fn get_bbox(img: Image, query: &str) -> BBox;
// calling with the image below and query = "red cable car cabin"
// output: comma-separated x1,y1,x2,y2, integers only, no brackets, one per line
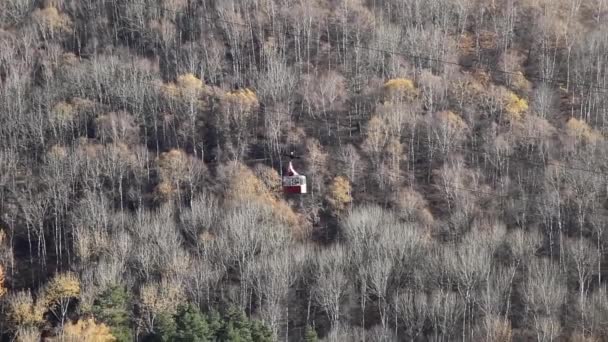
282,161,307,194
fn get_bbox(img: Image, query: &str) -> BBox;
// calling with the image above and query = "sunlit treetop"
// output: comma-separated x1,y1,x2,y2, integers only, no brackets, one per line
382,78,418,101
57,318,116,342
504,91,529,121
51,101,75,125
43,273,80,308
7,291,45,327
565,117,602,143
433,110,468,131
222,162,300,228
177,73,204,92
161,73,209,102
222,88,260,109
31,6,72,33
326,176,352,213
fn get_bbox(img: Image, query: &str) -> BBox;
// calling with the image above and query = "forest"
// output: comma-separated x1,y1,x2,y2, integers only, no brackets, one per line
0,0,608,341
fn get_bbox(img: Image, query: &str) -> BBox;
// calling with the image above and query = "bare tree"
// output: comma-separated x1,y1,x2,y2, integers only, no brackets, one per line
215,201,290,310
524,258,567,342
565,237,600,333
249,249,299,340
312,245,350,330
429,290,464,341
392,290,428,340
338,144,362,185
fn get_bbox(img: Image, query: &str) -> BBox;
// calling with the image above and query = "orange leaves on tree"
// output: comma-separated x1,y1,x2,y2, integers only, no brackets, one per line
0,229,5,298
222,162,300,228
56,318,116,342
254,164,282,194
154,149,189,200
0,265,5,299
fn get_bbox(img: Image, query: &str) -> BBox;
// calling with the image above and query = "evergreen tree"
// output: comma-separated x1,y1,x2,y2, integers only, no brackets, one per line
154,312,177,342
218,308,253,342
304,325,318,342
91,285,133,342
251,320,273,342
173,303,210,341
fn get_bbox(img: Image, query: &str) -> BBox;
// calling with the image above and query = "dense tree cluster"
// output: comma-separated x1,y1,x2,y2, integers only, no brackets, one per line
1,0,608,340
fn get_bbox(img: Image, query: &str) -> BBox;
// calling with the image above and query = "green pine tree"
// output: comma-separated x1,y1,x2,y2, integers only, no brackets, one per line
208,309,223,337
218,307,252,342
304,325,318,342
251,320,273,342
173,303,211,342
155,312,177,342
91,285,133,342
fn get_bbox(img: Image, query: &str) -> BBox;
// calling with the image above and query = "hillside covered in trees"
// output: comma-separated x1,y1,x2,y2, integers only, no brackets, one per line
1,0,608,341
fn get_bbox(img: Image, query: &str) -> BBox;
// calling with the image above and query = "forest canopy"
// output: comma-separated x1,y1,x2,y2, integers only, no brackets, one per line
1,0,608,341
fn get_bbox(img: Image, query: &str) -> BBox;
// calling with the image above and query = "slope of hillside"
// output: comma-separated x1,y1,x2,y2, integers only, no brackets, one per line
1,0,608,341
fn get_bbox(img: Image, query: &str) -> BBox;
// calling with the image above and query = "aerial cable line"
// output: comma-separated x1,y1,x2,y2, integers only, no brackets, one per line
86,3,608,208
117,1,608,92
124,74,608,180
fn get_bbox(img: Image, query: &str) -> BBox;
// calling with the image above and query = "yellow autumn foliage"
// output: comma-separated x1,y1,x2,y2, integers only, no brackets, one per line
72,97,96,111
157,149,188,180
479,315,513,342
383,78,418,101
140,279,184,316
7,291,45,328
504,92,528,121
177,73,203,92
570,331,600,342
15,326,41,342
32,7,72,33
0,265,5,298
224,88,258,106
434,110,468,131
161,73,208,102
221,88,260,115
43,272,80,308
154,149,204,202
362,115,389,157
326,176,352,212
254,164,282,194
511,71,531,93
565,117,602,143
48,144,68,160
58,318,116,342
154,180,175,201
51,101,74,124
0,230,6,298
